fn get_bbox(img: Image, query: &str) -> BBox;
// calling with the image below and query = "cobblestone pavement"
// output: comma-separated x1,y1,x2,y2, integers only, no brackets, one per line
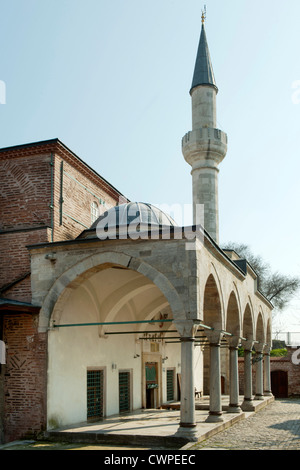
190,398,300,450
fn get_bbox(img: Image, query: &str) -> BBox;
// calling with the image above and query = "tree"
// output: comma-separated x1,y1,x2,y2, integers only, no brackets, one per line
223,242,300,311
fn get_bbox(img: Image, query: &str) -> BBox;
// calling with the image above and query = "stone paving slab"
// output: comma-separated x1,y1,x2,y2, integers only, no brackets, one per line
43,396,274,448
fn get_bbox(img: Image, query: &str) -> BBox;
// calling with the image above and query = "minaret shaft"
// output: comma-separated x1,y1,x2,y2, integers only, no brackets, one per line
192,86,217,130
182,23,227,244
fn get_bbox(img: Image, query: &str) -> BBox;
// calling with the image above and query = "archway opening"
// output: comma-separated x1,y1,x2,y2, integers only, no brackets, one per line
203,274,223,395
47,265,183,429
203,274,222,331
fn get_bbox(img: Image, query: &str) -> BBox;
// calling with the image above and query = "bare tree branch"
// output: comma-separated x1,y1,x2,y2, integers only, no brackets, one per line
223,242,300,311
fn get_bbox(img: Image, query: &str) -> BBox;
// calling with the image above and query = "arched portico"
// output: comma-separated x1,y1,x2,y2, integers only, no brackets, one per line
41,249,205,434
254,312,265,400
263,319,273,397
241,303,255,411
28,226,273,440
38,251,187,333
203,273,224,423
226,291,241,413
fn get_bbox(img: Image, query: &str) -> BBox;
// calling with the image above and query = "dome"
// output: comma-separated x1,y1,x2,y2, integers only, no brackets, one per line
91,202,178,231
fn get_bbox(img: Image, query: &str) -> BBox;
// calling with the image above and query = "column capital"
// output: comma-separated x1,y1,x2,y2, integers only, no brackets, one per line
263,345,272,354
174,320,200,338
180,336,196,343
228,335,240,349
241,338,254,351
254,343,265,354
205,330,223,345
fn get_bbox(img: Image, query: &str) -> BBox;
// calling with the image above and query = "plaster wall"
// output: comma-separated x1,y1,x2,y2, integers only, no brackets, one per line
46,280,203,428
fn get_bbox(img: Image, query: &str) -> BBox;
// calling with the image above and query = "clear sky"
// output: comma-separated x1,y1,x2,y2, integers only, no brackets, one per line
0,0,299,340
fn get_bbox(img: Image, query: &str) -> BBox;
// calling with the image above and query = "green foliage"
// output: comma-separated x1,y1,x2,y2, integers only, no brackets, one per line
270,348,288,357
239,347,287,357
238,347,244,357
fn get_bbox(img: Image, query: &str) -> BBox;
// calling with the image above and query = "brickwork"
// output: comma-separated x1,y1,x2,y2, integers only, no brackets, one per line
0,139,124,443
0,229,50,302
238,348,300,397
0,153,52,231
2,313,47,442
270,348,300,397
52,153,117,241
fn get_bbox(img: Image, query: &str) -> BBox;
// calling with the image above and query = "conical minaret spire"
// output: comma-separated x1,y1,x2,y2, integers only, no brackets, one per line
182,15,227,244
190,21,217,94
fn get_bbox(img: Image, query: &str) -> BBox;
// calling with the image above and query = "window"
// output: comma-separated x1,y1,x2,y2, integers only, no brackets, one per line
119,371,131,413
87,370,104,419
91,201,99,224
166,369,175,401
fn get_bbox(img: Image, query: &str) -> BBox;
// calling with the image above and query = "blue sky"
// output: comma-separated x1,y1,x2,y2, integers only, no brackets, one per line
1,0,300,338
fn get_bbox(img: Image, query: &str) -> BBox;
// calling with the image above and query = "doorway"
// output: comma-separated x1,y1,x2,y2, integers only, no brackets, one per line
271,370,288,398
145,362,158,408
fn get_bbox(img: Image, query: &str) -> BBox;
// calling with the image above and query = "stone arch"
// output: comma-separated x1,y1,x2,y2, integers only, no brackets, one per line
265,318,272,351
226,290,241,339
38,251,186,332
255,311,265,350
242,302,254,343
203,273,223,332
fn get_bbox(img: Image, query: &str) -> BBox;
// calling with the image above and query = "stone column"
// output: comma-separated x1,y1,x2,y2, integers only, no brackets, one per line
174,321,199,441
241,340,254,411
227,337,241,413
205,332,224,423
254,347,264,400
263,348,273,397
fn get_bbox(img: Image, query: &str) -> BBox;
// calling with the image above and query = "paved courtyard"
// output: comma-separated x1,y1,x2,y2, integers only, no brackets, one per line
1,398,299,451
189,398,300,450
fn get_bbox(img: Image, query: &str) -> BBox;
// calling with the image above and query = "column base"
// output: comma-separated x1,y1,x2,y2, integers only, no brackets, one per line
175,423,198,442
205,412,224,423
255,394,264,401
241,398,255,411
264,391,273,397
227,404,242,414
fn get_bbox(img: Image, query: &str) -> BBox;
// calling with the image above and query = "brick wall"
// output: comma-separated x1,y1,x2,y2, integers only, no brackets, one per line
270,348,300,397
238,349,300,397
52,153,117,242
0,228,50,302
2,313,47,442
0,139,124,443
0,153,52,231
0,144,120,300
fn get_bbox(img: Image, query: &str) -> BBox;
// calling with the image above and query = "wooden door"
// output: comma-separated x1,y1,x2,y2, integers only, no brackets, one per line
271,370,288,398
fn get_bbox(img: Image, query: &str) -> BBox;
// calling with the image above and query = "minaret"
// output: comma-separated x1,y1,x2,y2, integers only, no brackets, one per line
182,12,227,244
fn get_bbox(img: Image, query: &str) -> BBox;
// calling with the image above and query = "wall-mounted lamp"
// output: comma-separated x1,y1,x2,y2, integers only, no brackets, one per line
134,354,140,359
162,356,168,363
112,363,117,370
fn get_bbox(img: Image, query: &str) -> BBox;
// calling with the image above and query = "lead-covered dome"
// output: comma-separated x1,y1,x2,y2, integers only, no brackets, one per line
91,202,177,231
77,202,178,240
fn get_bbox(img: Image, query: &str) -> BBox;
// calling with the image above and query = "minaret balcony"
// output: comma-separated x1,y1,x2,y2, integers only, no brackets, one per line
182,127,227,169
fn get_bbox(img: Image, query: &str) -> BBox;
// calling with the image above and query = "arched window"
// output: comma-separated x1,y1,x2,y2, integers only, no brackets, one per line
91,201,99,224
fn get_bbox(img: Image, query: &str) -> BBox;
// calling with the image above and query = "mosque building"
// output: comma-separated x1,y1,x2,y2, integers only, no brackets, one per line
0,16,273,443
